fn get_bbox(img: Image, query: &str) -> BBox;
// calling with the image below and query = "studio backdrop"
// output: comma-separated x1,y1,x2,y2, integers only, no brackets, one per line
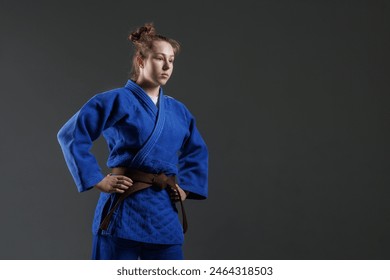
0,0,389,259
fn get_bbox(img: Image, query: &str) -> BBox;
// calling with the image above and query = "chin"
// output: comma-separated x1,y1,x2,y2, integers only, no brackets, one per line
158,79,169,86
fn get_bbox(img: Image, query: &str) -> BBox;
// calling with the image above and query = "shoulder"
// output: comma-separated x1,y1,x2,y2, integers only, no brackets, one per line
85,86,134,106
76,86,135,117
163,95,191,113
95,86,131,100
163,95,197,126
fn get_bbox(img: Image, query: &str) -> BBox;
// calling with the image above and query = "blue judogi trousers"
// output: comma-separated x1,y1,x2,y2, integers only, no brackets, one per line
91,234,184,260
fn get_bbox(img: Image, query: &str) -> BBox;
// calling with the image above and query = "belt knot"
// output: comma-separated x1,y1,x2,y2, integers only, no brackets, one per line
151,173,169,189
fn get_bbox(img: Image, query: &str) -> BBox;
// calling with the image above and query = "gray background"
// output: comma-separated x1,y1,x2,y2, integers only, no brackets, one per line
0,0,389,259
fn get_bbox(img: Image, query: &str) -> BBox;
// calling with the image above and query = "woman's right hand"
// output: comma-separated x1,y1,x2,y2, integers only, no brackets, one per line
94,174,133,193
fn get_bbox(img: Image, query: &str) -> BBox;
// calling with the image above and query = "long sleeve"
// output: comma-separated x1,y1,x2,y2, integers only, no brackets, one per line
178,112,208,200
57,92,123,192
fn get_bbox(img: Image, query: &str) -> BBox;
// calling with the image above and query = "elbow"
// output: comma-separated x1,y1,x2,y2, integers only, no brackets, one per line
57,127,64,144
57,125,69,147
57,116,77,147
57,112,79,146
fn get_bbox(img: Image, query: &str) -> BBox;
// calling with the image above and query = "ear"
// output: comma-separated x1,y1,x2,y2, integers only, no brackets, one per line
136,56,144,69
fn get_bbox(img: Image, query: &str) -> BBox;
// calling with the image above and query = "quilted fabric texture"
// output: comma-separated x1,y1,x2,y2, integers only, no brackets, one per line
111,187,183,244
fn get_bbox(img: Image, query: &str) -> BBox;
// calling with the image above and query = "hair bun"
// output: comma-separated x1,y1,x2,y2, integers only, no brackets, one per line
129,23,156,43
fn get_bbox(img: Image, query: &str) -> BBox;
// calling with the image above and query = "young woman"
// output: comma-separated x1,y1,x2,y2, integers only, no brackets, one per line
57,23,208,260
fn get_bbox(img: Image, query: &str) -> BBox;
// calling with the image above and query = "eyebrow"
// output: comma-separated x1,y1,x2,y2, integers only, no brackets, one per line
155,52,175,58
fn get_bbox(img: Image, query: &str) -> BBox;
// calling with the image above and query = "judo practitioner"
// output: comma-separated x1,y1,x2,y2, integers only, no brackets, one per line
57,23,208,260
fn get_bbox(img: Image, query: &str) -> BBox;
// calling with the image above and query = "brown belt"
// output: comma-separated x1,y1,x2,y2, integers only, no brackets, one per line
99,167,188,233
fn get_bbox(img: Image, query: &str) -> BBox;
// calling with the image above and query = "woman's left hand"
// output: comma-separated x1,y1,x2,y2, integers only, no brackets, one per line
169,184,188,202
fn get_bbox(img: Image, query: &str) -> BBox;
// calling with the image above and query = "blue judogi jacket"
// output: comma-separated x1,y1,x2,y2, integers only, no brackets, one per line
57,80,208,244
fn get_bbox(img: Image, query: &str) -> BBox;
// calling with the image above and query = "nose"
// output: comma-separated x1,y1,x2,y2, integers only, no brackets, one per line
162,60,170,70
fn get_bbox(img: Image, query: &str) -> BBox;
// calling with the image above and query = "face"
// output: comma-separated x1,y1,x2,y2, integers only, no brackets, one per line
139,40,175,87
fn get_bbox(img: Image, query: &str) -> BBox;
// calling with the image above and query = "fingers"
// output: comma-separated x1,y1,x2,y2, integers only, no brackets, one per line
176,185,188,201
168,187,183,202
110,187,125,194
117,175,133,184
107,175,133,193
115,178,133,189
169,189,180,202
110,174,133,184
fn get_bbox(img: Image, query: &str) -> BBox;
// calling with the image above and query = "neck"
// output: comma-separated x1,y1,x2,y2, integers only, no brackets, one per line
135,79,160,97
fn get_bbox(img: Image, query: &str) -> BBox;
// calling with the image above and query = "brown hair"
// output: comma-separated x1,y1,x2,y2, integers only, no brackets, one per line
128,23,180,80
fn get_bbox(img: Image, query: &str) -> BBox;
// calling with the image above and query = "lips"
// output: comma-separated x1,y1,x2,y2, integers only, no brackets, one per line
161,73,170,78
